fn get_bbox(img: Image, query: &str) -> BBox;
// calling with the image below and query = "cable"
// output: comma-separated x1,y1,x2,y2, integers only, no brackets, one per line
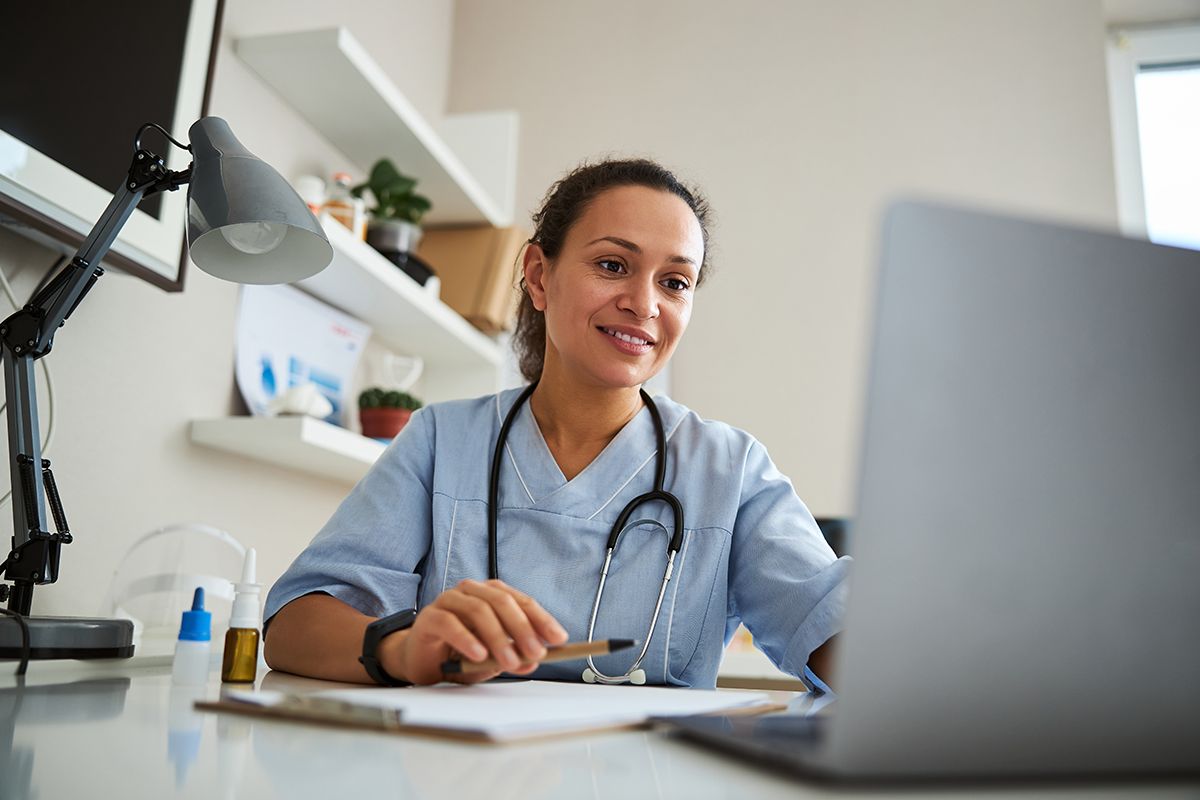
133,122,190,154
0,607,31,676
0,257,59,509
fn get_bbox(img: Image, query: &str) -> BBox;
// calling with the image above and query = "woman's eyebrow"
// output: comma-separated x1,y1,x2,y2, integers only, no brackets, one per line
586,236,697,266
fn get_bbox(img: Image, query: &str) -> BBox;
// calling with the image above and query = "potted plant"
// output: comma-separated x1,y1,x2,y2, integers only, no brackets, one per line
352,158,434,284
358,387,423,439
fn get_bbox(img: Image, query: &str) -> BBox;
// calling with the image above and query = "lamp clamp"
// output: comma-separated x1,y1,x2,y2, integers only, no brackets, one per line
127,149,191,197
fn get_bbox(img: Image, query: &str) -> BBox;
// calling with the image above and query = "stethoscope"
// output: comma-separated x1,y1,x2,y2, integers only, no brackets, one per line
489,382,684,685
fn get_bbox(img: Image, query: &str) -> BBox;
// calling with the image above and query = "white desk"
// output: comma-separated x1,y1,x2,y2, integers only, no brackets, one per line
1,661,1195,800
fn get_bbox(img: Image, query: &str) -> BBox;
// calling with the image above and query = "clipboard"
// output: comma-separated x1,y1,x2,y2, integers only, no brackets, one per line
195,681,788,745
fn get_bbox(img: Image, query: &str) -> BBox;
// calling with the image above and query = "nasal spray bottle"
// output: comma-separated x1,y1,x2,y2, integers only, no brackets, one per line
221,548,261,683
172,587,212,685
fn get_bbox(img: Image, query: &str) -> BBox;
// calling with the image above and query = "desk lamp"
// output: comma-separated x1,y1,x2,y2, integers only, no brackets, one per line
0,117,332,665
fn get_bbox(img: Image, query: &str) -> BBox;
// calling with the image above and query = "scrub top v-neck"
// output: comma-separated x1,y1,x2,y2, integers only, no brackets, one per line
265,387,850,688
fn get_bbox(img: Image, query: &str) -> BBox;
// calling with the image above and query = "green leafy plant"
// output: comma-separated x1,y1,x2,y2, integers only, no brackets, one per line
358,387,423,411
351,159,432,224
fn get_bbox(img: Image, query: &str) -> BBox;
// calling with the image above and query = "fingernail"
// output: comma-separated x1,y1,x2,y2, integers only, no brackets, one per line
526,640,546,660
502,645,519,668
470,644,487,660
553,624,568,641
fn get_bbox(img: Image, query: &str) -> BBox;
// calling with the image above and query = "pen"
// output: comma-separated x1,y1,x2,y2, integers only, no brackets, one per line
441,638,636,675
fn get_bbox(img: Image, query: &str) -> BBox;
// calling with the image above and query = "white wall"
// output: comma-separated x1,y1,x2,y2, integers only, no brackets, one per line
1103,0,1200,25
0,0,457,618
449,0,1121,515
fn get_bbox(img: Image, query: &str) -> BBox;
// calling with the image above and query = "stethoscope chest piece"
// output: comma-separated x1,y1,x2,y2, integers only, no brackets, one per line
583,666,647,685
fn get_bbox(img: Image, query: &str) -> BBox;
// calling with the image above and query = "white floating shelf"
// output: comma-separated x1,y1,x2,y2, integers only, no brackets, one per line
236,27,516,226
190,416,384,484
298,219,502,395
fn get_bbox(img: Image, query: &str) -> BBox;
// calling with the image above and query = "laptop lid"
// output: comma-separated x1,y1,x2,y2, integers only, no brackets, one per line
820,201,1200,778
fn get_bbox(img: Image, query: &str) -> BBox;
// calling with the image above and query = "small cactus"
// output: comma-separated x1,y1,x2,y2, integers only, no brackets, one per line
358,387,422,411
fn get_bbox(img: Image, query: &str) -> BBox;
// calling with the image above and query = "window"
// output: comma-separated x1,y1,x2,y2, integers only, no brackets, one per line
1106,24,1200,250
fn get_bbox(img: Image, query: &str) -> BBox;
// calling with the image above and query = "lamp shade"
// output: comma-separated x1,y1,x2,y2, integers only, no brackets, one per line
186,117,332,284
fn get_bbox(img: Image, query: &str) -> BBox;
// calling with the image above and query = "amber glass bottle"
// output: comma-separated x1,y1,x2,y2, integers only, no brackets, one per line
221,626,259,683
221,548,262,684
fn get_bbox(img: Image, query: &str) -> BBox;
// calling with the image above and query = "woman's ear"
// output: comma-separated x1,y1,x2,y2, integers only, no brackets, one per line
523,243,549,312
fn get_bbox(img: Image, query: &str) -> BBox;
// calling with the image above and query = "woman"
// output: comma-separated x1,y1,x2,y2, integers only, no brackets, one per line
264,159,849,689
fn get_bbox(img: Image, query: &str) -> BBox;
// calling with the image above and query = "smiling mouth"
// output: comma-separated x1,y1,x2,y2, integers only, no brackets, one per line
599,327,654,346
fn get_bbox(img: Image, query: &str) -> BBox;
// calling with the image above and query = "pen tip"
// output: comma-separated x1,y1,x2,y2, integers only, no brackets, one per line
608,639,637,652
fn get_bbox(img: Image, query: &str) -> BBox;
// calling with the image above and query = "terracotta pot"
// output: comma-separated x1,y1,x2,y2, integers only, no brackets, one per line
360,407,413,439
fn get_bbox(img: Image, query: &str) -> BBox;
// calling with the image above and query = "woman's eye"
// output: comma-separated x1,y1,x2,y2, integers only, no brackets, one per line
597,259,624,273
662,277,690,292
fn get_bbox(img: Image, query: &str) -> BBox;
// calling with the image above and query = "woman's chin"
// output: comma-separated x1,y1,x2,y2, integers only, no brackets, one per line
589,364,660,391
551,353,663,391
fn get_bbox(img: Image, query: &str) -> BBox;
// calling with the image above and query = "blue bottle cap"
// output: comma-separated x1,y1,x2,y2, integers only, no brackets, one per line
178,587,212,642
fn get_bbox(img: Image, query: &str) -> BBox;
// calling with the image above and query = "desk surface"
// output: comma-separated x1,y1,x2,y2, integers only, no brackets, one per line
1,661,1195,800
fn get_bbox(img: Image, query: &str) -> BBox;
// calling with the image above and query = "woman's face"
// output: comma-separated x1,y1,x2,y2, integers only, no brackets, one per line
525,185,704,391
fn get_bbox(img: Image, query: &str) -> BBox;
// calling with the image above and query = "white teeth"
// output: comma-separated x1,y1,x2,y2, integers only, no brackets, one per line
603,327,650,346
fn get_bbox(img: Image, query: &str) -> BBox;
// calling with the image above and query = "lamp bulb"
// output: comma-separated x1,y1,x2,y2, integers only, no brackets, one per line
220,222,287,255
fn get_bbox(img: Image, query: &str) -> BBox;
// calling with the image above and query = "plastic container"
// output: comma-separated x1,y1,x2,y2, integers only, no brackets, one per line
171,587,212,686
324,172,366,239
221,548,262,683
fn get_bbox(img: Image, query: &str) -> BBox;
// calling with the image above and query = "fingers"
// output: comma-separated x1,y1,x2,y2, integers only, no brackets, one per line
416,607,487,663
439,588,525,670
439,580,569,667
478,580,568,648
456,580,548,663
483,580,569,646
493,581,570,647
405,579,569,681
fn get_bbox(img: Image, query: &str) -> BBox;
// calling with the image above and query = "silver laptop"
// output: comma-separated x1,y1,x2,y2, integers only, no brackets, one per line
663,200,1200,780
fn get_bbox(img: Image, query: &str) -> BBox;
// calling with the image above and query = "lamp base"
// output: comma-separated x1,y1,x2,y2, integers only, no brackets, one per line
0,616,134,660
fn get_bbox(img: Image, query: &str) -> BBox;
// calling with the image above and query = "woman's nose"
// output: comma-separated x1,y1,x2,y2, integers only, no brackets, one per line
618,278,659,319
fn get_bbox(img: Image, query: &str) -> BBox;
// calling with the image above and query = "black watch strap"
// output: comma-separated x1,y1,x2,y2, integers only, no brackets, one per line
359,608,417,686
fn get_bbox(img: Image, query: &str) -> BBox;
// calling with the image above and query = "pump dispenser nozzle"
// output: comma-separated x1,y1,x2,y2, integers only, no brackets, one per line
229,548,261,630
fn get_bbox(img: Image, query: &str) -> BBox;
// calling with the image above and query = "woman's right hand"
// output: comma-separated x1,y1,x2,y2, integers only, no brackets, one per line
380,579,569,685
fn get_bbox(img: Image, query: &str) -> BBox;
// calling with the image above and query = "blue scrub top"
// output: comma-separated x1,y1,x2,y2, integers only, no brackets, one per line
265,387,850,688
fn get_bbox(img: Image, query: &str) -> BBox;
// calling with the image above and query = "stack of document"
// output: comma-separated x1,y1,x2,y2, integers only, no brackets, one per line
213,679,776,743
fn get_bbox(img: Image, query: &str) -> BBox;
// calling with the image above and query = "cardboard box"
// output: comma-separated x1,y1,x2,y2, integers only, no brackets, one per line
416,225,528,334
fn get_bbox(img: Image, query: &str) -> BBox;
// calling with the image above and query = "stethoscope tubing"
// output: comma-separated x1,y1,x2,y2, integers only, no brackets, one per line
488,383,537,581
585,547,677,683
488,382,685,685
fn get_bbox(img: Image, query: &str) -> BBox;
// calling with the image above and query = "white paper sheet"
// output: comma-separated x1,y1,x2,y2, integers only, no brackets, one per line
227,680,772,741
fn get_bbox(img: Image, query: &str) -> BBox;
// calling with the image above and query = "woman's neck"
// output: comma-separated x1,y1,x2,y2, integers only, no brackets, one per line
528,370,644,481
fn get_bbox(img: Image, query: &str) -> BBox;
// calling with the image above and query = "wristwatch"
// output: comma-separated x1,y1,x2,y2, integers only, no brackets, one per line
359,608,418,686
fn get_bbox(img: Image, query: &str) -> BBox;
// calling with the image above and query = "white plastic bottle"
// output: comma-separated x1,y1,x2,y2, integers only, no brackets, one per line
171,587,212,685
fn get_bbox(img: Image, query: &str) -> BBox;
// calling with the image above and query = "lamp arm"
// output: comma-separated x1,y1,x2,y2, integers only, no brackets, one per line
0,147,191,614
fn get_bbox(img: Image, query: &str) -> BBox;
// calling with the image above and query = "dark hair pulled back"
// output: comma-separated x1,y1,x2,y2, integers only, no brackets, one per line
512,158,712,383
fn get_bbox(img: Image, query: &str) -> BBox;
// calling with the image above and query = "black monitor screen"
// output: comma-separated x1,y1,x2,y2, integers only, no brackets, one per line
0,1,194,220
